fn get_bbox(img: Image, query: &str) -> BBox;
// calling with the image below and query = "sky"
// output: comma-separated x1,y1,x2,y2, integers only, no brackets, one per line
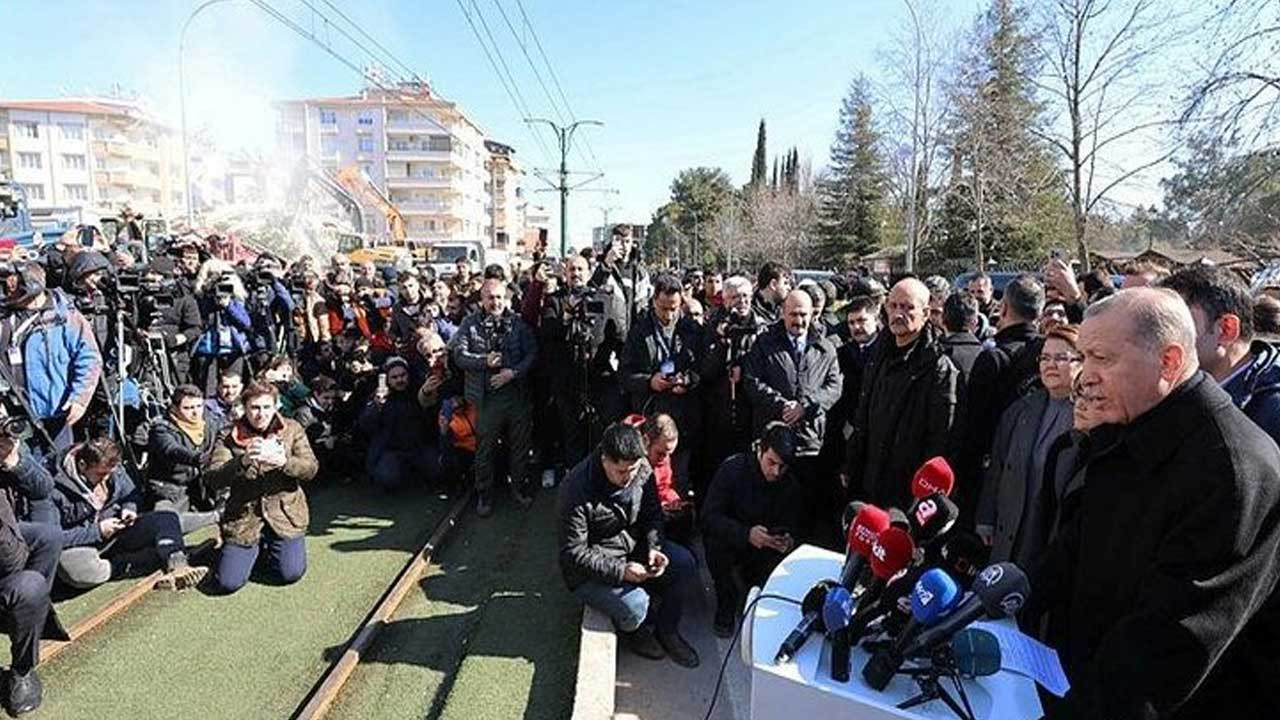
1,0,1179,251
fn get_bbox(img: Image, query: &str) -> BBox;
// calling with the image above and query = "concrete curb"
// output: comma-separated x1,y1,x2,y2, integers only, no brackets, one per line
571,604,617,720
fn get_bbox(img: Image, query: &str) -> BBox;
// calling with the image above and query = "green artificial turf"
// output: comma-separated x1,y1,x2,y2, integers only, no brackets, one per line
329,491,581,720
28,483,447,720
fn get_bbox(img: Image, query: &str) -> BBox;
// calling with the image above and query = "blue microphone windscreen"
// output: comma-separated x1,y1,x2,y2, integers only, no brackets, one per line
823,586,854,632
911,568,961,624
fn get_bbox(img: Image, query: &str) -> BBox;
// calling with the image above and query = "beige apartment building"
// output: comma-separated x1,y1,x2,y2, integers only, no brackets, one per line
276,81,500,244
0,98,183,223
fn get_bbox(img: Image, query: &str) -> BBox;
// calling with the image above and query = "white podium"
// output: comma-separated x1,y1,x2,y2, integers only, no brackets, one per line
746,544,1043,720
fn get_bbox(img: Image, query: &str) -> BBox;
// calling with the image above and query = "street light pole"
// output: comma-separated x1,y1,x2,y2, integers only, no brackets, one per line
525,118,603,257
180,0,235,228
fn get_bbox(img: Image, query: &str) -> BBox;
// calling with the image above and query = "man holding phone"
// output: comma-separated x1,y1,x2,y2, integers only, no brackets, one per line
206,381,318,594
701,422,805,637
559,422,700,668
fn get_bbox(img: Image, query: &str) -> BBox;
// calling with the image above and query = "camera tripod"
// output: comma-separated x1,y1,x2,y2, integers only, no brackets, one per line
896,662,978,720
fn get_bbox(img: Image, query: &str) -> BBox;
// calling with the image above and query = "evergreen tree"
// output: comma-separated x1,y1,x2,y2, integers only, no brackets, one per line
818,75,887,265
750,119,768,186
935,0,1071,267
771,157,779,190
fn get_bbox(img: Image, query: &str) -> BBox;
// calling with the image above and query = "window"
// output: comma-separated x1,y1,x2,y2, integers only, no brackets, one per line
15,122,38,139
62,154,86,171
17,152,41,169
64,184,88,201
95,157,107,170
428,135,451,152
319,109,337,125
59,124,84,140
21,184,44,200
358,136,375,153
320,136,340,155
357,113,374,126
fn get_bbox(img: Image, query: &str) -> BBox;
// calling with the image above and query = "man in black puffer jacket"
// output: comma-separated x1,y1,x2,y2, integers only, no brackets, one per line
558,422,699,668
701,423,805,637
146,385,222,532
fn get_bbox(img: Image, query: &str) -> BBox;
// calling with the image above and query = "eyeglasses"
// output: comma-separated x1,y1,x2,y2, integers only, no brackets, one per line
1039,353,1083,364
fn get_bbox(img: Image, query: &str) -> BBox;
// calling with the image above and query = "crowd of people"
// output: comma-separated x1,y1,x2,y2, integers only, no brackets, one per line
0,218,1276,718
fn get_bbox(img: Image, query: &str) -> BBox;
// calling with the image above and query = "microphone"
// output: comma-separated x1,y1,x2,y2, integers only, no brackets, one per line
911,456,955,499
821,585,855,641
950,628,1001,678
907,492,960,547
938,529,991,590
861,569,963,690
839,504,891,591
774,579,838,664
831,527,915,682
888,506,910,530
841,500,863,535
898,562,1030,662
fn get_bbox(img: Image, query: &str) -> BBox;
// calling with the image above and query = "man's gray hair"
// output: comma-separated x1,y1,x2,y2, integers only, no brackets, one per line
723,275,752,296
1085,287,1199,360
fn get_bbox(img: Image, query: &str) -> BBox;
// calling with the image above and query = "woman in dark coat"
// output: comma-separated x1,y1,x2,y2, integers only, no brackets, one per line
976,325,1082,569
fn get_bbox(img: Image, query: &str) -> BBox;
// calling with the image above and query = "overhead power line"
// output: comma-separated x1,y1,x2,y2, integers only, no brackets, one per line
513,0,602,169
314,0,425,84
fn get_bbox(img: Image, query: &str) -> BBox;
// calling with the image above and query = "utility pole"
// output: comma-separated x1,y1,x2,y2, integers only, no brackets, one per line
180,0,236,228
525,118,603,257
595,203,620,251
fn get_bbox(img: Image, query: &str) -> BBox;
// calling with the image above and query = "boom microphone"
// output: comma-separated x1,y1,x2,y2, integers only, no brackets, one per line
839,504,890,591
911,456,955,499
774,580,838,664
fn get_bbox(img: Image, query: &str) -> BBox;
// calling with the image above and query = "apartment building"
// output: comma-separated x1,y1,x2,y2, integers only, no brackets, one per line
484,139,525,250
0,98,182,222
276,81,497,244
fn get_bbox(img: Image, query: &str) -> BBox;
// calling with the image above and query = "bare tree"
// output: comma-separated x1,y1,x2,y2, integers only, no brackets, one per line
1037,0,1187,270
1181,0,1280,152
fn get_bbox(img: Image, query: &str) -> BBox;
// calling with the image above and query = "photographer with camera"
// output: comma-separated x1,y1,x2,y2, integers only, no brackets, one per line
243,254,297,363
449,278,537,517
138,256,202,387
191,260,254,395
538,255,598,471
0,261,102,455
621,274,704,500
358,356,439,492
700,275,766,489
64,249,114,353
51,437,207,591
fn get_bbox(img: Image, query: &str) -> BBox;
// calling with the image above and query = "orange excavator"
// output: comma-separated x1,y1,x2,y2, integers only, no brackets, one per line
332,166,421,265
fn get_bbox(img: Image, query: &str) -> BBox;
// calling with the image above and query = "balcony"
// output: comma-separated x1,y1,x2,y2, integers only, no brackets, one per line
386,173,457,190
93,140,131,158
396,200,456,215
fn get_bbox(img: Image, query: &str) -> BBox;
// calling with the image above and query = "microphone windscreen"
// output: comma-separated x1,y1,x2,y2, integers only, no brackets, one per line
939,529,990,587
909,492,960,544
823,586,855,633
911,456,955,499
951,629,1001,677
801,579,838,618
869,526,915,581
841,501,864,535
972,562,1031,618
848,504,891,558
910,569,962,625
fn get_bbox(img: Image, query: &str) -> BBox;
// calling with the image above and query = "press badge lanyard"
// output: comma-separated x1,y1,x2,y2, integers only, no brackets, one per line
6,313,40,368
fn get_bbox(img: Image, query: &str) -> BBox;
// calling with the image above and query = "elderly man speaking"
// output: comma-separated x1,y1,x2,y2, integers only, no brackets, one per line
1030,287,1280,719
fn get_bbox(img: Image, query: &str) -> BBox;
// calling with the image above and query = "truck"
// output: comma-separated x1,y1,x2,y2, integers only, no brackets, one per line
428,240,507,278
0,181,47,251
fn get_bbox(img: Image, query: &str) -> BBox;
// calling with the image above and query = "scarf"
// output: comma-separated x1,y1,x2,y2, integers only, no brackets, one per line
171,410,206,446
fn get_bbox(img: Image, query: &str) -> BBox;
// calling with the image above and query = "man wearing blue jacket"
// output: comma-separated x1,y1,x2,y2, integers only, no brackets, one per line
1162,266,1280,443
0,261,101,454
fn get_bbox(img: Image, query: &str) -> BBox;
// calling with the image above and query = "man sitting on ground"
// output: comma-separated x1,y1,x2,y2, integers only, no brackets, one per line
50,438,206,590
558,421,700,667
701,422,804,637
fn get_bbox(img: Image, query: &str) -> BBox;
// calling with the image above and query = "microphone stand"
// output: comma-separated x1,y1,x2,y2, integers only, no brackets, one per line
896,656,977,720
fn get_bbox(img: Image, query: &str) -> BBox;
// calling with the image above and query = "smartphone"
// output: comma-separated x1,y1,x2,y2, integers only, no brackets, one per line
376,372,388,396
768,526,792,538
1050,247,1063,260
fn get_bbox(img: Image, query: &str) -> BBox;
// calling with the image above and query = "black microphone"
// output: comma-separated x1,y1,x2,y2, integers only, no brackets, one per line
950,628,1001,678
774,579,837,664
899,562,1030,661
907,492,960,547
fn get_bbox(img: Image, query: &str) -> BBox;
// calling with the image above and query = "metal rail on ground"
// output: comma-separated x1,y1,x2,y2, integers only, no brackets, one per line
291,490,472,720
41,537,219,663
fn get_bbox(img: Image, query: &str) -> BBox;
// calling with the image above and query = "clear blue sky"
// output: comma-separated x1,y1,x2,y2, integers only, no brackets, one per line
2,0,999,249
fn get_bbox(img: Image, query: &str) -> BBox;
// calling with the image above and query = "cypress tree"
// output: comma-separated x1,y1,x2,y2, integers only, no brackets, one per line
750,119,768,186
